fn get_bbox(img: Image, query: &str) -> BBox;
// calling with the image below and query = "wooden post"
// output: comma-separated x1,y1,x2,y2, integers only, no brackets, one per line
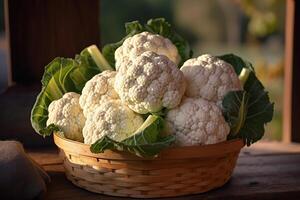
7,0,100,84
283,0,294,143
283,0,300,143
4,0,12,87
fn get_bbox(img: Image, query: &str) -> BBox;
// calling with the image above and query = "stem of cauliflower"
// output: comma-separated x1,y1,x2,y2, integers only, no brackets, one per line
231,68,251,136
239,68,251,87
231,91,249,136
133,115,158,134
87,45,114,71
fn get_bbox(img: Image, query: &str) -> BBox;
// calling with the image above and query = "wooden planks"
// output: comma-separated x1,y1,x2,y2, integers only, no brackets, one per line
7,0,100,83
27,145,300,200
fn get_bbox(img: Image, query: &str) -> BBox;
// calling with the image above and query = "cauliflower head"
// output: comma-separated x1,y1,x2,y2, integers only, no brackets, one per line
79,70,119,117
166,97,230,146
181,54,242,102
114,51,186,114
115,31,180,70
83,100,144,144
47,92,85,142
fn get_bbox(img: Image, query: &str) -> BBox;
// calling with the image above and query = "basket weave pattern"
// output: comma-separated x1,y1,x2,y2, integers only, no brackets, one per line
54,133,243,198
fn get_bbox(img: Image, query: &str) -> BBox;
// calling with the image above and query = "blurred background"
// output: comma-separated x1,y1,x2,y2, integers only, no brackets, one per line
0,0,285,147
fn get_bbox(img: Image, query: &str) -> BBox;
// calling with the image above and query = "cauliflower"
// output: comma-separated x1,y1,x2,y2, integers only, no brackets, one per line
47,92,85,142
180,54,242,102
83,100,144,144
166,97,230,146
115,31,180,70
114,51,186,114
79,70,119,117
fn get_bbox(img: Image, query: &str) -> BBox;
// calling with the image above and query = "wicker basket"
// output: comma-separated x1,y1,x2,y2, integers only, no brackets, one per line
53,132,244,198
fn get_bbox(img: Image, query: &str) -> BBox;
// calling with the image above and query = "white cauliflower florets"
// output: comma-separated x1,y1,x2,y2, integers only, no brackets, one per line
114,51,186,114
181,54,242,102
115,31,180,70
79,70,119,117
83,100,144,144
166,97,230,146
47,92,85,142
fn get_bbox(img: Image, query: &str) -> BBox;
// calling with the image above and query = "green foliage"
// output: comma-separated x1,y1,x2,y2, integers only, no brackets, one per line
90,115,175,157
218,54,254,74
102,18,193,67
222,91,249,137
220,54,274,146
100,0,175,48
39,124,61,137
31,46,107,136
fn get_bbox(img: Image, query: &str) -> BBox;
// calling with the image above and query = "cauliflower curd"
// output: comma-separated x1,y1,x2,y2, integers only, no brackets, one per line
115,31,180,70
115,51,186,114
47,92,85,142
181,54,241,102
166,97,230,146
165,54,243,146
79,70,118,117
83,100,144,144
47,54,238,147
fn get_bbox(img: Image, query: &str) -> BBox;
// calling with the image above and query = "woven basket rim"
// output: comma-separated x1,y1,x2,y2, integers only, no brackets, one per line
53,132,244,160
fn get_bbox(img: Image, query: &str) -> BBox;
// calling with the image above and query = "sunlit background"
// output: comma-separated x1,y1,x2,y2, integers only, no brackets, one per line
101,0,285,141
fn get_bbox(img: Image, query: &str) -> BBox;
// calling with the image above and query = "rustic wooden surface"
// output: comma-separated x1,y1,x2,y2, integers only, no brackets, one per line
28,143,300,200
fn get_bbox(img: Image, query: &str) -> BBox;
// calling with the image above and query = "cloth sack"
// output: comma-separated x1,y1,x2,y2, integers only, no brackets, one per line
0,141,50,200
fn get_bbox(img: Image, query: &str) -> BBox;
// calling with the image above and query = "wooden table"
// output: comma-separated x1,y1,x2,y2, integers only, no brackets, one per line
28,142,300,200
